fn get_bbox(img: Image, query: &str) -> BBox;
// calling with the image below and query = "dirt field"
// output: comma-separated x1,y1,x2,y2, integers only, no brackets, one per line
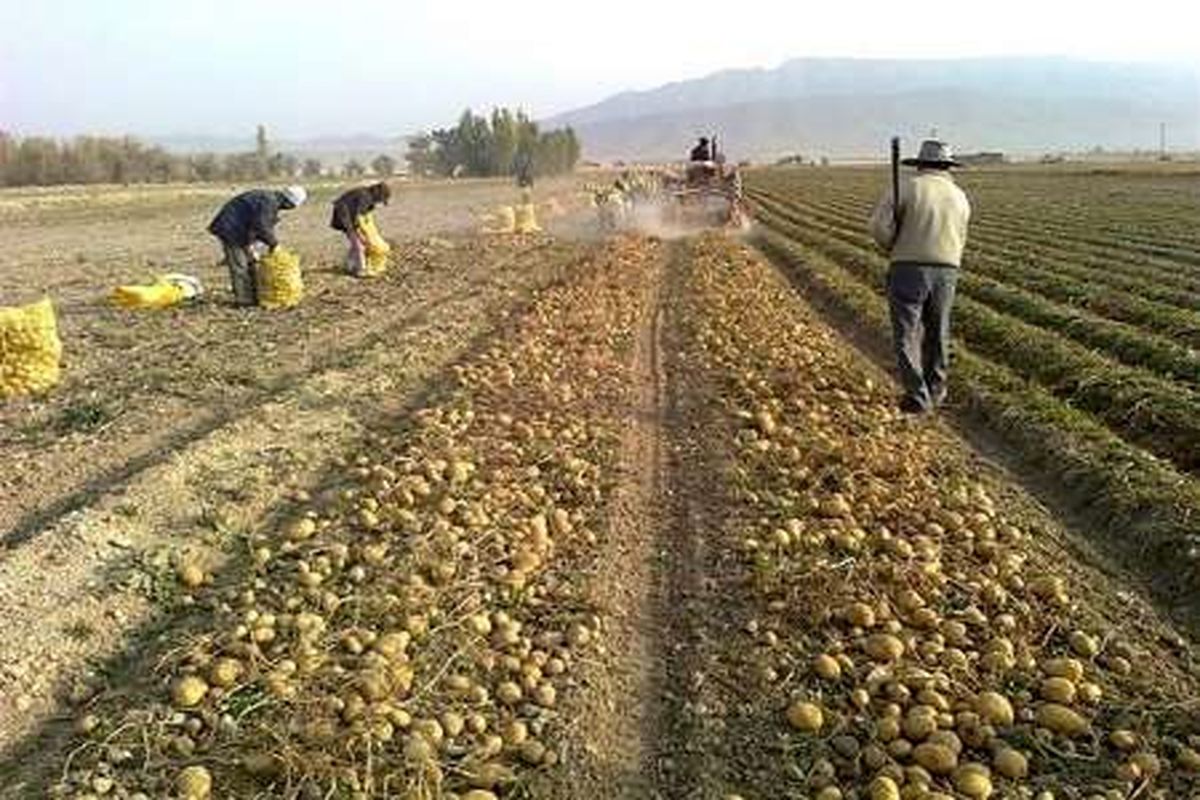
2,171,1200,799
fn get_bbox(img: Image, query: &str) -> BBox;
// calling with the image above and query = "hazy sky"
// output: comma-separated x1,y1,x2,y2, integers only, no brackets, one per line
2,0,1197,140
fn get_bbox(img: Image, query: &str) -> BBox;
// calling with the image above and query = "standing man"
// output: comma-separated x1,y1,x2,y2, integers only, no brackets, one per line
869,139,971,413
330,182,391,276
208,186,307,306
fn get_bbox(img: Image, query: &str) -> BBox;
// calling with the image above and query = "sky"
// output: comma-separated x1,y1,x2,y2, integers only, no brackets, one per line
2,0,1198,141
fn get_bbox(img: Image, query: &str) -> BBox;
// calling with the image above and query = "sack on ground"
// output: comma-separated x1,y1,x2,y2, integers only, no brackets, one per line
257,247,304,309
111,274,201,310
356,213,391,277
111,282,187,309
0,297,63,398
514,203,541,234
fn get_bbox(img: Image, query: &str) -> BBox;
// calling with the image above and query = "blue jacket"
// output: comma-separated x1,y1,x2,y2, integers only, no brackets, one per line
208,190,293,248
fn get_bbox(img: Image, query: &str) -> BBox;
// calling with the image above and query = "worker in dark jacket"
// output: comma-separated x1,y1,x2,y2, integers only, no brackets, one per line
208,186,307,306
513,149,535,191
330,182,391,276
689,137,712,162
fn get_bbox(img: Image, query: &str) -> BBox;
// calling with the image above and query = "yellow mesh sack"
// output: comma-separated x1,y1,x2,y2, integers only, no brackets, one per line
356,213,391,277
0,297,63,398
514,203,541,234
110,283,187,309
257,247,304,309
356,213,391,255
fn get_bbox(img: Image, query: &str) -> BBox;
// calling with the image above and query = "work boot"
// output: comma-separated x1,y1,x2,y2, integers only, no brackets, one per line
899,396,928,415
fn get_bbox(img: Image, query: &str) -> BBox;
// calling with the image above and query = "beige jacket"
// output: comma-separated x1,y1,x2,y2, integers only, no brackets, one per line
869,171,971,267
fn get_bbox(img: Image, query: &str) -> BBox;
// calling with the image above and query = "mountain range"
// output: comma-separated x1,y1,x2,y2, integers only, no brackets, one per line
544,57,1200,162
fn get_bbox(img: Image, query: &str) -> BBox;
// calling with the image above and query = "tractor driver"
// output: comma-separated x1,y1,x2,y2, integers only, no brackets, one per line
690,137,712,163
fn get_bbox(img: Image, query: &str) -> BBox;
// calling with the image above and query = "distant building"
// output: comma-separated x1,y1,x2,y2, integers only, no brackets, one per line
957,152,1007,166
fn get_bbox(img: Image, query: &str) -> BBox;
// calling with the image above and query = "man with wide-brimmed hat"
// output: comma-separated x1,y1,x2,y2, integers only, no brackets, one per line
869,139,971,413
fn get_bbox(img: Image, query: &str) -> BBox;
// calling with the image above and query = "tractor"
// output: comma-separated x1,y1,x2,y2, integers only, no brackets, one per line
662,135,748,228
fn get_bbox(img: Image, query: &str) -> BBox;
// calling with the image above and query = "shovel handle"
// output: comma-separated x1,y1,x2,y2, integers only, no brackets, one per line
890,137,901,235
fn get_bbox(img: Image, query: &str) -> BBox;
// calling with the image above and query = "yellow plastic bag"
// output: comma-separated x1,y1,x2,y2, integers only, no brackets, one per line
356,213,391,277
0,297,63,398
514,203,541,234
257,247,304,309
111,274,201,310
111,283,187,309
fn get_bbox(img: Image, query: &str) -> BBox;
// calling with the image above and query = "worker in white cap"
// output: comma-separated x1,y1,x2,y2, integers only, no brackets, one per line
207,185,307,306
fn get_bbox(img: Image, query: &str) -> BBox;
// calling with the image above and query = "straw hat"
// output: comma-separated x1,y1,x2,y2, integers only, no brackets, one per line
902,139,962,168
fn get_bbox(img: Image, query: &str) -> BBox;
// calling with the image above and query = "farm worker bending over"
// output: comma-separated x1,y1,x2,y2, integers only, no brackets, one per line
330,182,391,276
513,149,535,191
868,139,971,414
208,186,307,306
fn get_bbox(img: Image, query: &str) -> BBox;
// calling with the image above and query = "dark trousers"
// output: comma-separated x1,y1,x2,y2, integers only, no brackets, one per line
222,243,258,306
345,232,365,277
887,263,958,409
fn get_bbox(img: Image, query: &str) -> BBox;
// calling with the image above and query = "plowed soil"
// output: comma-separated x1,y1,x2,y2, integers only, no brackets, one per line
2,177,1199,800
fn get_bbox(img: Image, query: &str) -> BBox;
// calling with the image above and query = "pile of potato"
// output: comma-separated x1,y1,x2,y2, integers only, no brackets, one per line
686,235,1200,799
52,238,657,799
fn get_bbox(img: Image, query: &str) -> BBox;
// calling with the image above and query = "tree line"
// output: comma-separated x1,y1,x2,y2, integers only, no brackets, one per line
0,126,399,187
405,108,581,179
0,110,582,187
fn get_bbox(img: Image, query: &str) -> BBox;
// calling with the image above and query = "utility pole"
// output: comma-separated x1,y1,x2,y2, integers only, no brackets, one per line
1159,122,1168,161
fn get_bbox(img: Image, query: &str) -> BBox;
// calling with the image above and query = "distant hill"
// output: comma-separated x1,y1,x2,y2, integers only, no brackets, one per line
545,57,1200,162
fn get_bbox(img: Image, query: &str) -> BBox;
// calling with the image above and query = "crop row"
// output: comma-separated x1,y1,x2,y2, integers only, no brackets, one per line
972,201,1200,259
970,209,1200,270
760,180,1200,301
46,239,659,799
749,189,1200,347
749,226,1200,598
684,233,1200,797
748,191,1200,382
750,198,1200,475
750,171,1200,280
806,193,1200,301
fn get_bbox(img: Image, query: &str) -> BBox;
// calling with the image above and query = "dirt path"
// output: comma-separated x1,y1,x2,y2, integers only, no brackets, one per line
638,244,729,800
523,238,668,798
543,238,747,799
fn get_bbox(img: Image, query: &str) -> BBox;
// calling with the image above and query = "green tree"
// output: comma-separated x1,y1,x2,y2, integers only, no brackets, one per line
491,108,518,177
0,131,13,184
302,158,323,178
454,110,492,177
405,134,438,177
371,153,397,176
344,159,366,178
